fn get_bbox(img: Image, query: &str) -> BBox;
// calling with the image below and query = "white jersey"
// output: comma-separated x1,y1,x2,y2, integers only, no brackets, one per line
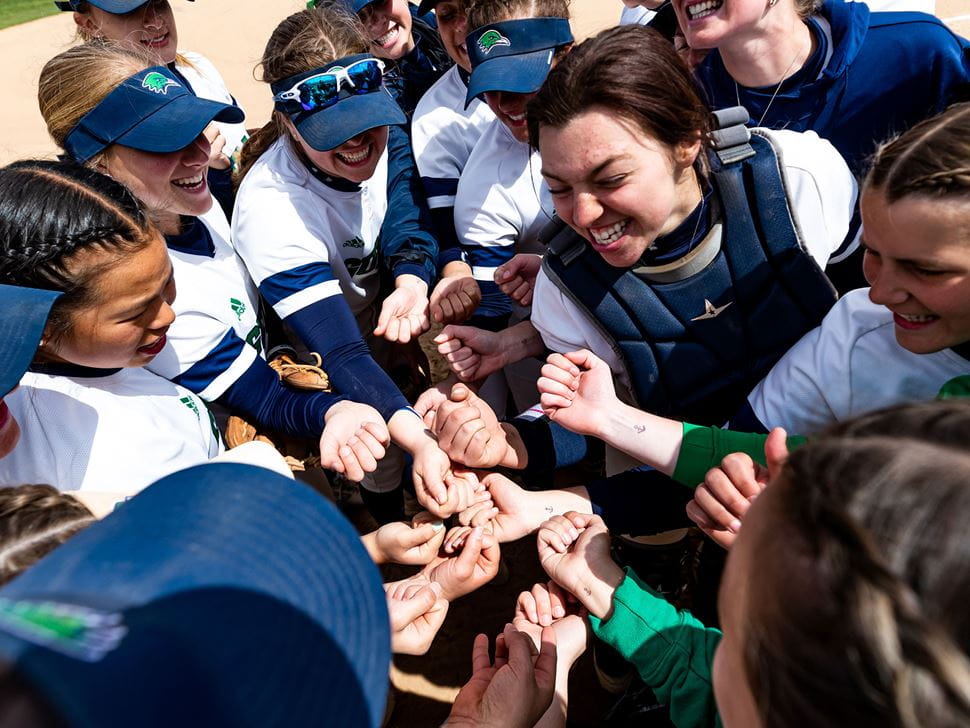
531,128,858,395
0,367,222,495
412,65,496,210
232,136,387,320
620,6,655,24
146,204,262,401
746,289,969,434
455,119,555,285
175,52,248,163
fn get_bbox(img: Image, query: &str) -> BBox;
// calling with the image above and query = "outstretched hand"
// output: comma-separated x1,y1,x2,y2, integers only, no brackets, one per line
432,383,521,469
319,401,389,482
385,578,449,655
686,427,789,549
495,254,542,307
434,325,507,382
375,274,430,343
445,624,557,728
430,267,481,325
538,349,619,437
422,524,501,601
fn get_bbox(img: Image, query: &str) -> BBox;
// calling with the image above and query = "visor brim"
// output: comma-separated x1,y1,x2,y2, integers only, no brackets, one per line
465,48,555,108
114,96,244,154
293,89,406,152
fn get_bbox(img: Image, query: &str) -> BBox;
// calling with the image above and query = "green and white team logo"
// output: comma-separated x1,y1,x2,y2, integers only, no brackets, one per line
180,395,201,420
141,71,180,95
478,29,511,55
0,597,127,662
230,297,247,321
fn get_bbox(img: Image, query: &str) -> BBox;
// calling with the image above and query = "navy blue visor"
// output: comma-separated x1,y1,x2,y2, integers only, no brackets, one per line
55,0,193,12
417,0,440,14
63,66,245,163
466,17,573,107
0,285,61,397
271,54,406,151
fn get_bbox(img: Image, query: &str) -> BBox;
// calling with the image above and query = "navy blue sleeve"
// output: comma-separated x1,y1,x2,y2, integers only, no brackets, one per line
508,414,589,486
726,400,769,434
584,466,693,537
216,358,344,438
382,124,439,285
284,296,411,421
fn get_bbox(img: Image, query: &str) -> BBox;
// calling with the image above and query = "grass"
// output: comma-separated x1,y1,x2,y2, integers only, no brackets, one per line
0,0,60,30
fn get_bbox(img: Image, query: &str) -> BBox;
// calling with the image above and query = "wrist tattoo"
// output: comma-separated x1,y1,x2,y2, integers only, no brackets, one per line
583,587,592,596
545,506,554,514
634,424,646,434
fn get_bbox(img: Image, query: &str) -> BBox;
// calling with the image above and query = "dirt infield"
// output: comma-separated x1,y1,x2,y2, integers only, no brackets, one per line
0,0,618,165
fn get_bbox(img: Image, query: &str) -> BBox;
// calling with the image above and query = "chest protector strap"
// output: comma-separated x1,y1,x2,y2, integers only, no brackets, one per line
541,108,837,424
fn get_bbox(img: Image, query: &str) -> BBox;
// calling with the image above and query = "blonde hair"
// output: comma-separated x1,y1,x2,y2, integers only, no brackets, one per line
38,41,159,166
236,7,369,183
865,102,970,204
69,0,194,68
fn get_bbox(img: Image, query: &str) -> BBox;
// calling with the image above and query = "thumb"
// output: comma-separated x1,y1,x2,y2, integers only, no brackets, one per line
450,382,471,402
764,427,790,481
563,348,599,371
399,522,439,548
455,526,484,575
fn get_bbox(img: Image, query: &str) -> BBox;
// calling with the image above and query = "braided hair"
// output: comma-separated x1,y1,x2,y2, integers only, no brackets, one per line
0,160,156,347
866,102,970,203
742,401,970,727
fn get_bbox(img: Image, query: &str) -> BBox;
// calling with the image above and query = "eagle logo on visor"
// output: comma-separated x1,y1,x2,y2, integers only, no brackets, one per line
142,72,180,95
478,29,511,54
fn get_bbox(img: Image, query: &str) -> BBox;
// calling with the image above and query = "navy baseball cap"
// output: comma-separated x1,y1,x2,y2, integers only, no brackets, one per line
272,54,406,151
417,0,439,14
0,285,61,398
63,65,245,163
465,17,573,107
55,0,193,11
0,463,391,727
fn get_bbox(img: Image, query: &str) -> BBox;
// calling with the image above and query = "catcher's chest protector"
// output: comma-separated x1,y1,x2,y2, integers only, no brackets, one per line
542,125,837,426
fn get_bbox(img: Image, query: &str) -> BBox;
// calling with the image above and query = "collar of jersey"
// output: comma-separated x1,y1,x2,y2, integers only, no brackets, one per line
638,184,714,267
304,159,361,193
166,216,215,258
29,362,122,378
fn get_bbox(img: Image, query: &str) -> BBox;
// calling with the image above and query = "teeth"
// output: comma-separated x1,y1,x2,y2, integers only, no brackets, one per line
591,220,630,245
508,113,526,122
687,0,722,19
172,174,203,188
898,313,937,323
374,24,399,47
337,146,370,164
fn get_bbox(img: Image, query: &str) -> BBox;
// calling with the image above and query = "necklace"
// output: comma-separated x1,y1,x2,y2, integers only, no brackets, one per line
733,30,810,127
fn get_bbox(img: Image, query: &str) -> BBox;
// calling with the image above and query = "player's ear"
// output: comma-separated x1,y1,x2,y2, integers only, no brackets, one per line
73,11,102,38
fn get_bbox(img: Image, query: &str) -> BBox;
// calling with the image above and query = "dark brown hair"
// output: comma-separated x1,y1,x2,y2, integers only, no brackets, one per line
0,484,95,587
527,25,711,154
865,102,970,204
236,7,369,183
743,401,970,727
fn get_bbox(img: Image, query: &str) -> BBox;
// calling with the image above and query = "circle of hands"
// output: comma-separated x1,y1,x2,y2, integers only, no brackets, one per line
377,345,782,724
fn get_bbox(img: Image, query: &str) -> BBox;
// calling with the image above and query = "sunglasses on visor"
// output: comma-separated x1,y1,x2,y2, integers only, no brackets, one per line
273,58,386,113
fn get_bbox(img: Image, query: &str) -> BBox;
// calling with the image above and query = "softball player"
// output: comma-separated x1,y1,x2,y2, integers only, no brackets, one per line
38,44,392,486
0,161,221,494
55,0,249,214
412,0,495,325
233,7,459,522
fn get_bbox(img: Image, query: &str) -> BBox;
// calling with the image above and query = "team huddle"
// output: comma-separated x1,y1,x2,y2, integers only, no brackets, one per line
0,0,968,725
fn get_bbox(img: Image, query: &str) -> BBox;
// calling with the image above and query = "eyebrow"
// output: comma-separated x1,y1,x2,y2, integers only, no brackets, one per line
118,264,174,316
859,236,944,268
541,155,627,183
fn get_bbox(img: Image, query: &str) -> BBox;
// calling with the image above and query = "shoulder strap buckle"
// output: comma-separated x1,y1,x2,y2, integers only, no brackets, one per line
710,106,756,166
540,216,585,266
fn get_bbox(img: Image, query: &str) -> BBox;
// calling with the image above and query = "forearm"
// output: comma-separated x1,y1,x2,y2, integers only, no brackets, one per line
534,659,572,728
384,124,438,284
388,407,435,455
595,402,684,477
499,320,545,366
360,531,384,564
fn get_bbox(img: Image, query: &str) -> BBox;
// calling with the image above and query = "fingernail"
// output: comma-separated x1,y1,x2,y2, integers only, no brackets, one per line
431,521,444,532
729,519,742,533
553,606,565,618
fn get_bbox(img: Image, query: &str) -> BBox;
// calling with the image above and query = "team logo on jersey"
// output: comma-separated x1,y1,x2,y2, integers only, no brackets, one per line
478,30,511,55
343,236,365,249
230,298,247,321
141,72,180,95
180,395,201,420
690,299,733,322
0,597,127,662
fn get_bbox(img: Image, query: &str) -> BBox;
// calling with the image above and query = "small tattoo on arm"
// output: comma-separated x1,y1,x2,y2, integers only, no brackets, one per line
545,506,554,514
583,587,592,596
634,424,646,434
